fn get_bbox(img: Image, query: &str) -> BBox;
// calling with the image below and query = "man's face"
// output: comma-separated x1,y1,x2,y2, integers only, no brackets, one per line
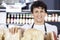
32,7,46,23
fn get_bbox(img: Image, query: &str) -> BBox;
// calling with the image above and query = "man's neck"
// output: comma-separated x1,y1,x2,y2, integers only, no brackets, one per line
34,21,45,25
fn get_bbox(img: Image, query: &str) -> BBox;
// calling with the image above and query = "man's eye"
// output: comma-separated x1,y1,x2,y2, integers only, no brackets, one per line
35,11,38,13
40,11,43,12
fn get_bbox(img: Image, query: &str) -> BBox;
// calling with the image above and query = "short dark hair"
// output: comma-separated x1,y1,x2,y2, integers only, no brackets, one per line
31,1,47,13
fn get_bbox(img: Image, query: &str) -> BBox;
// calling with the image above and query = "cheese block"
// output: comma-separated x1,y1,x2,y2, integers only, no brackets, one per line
0,29,4,40
21,29,44,40
46,32,57,40
4,29,22,40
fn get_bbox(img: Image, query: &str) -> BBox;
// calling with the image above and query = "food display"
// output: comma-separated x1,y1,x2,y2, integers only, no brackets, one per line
45,32,57,40
21,29,44,40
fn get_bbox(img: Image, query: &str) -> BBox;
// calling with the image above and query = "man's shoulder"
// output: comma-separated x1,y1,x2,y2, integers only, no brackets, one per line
45,23,57,28
45,23,58,36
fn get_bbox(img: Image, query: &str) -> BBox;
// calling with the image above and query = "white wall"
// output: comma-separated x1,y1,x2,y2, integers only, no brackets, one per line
0,0,20,3
0,12,6,24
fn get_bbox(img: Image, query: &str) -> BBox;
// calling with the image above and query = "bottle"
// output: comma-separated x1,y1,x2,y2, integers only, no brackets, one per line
23,18,25,24
58,16,60,22
7,13,10,24
19,14,20,24
17,14,20,24
14,14,17,24
18,14,20,24
25,14,26,24
26,14,29,24
26,14,28,24
55,14,58,22
48,15,52,22
22,14,23,24
23,14,25,24
20,14,23,24
9,14,11,24
11,14,14,24
51,14,55,22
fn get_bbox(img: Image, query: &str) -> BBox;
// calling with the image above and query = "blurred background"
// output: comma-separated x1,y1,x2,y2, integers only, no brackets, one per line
0,0,60,9
0,0,60,34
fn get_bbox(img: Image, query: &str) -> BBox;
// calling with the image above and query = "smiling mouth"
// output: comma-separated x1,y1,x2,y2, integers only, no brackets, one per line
38,16,42,19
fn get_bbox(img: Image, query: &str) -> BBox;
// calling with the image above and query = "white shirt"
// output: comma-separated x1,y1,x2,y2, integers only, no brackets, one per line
21,23,58,36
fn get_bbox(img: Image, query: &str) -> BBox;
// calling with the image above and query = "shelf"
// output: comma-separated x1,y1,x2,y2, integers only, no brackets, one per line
7,11,31,14
7,17,33,19
23,9,60,12
6,23,24,26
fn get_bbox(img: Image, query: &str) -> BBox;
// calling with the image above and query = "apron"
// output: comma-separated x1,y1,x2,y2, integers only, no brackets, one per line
31,23,47,35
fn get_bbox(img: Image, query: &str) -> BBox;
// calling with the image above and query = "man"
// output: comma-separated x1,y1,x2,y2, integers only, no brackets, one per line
21,1,58,36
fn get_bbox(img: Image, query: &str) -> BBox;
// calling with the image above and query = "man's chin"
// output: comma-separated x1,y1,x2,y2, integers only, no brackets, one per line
37,20,42,23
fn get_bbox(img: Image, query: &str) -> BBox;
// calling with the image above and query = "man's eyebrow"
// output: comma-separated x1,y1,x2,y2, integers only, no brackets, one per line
40,10,43,12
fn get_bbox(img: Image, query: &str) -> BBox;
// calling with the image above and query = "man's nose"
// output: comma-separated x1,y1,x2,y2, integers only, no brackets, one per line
38,13,41,16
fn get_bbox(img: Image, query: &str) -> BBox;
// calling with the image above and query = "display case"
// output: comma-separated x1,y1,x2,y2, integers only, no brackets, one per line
6,10,60,34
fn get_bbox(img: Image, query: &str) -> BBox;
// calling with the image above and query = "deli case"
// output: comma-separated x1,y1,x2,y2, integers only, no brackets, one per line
0,9,60,40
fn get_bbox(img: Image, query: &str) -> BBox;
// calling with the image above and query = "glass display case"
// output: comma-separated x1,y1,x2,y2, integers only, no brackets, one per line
6,10,60,34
